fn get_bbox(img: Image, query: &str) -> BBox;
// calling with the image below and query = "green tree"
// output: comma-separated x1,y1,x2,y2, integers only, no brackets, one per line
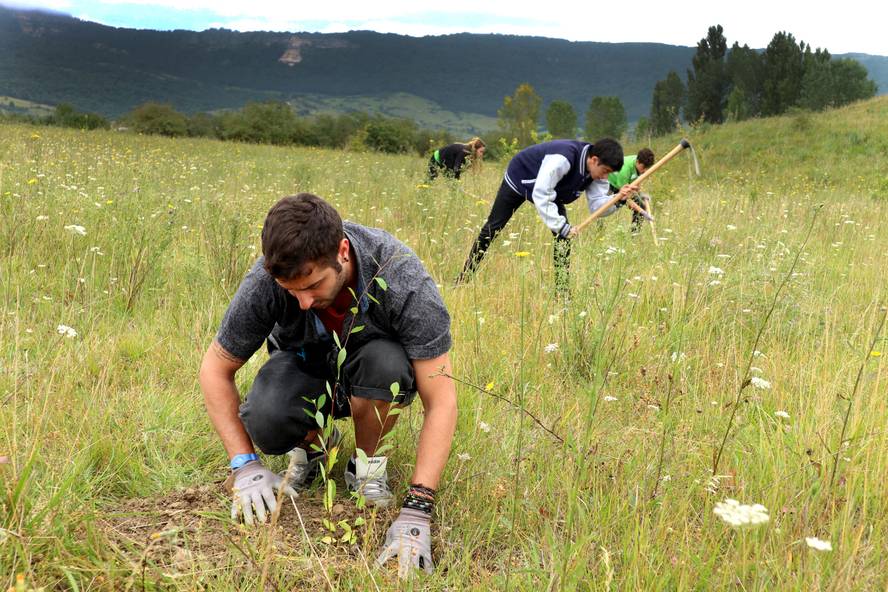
828,58,877,107
761,31,805,116
584,96,627,140
127,102,188,137
634,116,651,143
725,42,763,121
363,116,417,154
50,103,109,130
649,71,685,136
545,100,577,138
186,112,221,138
239,101,300,145
801,55,877,111
498,83,542,147
685,25,729,123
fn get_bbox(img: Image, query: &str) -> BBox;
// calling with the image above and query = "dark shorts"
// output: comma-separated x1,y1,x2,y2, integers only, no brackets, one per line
239,338,417,455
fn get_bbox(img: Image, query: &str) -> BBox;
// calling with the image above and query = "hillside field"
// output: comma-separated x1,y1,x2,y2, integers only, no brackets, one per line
1,97,887,590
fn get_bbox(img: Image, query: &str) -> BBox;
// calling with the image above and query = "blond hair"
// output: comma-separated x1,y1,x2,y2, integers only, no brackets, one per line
464,137,486,172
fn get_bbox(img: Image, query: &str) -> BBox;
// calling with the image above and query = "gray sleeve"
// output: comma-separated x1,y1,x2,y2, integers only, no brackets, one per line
382,252,452,360
215,260,280,361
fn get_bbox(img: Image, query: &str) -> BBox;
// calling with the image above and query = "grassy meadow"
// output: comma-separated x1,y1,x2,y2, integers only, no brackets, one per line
1,97,887,590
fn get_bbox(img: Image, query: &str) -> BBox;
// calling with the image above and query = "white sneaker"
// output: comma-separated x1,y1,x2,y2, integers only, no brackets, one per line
281,427,341,490
345,455,393,507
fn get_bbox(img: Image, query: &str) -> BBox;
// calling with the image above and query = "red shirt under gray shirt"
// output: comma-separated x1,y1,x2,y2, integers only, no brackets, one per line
214,221,452,368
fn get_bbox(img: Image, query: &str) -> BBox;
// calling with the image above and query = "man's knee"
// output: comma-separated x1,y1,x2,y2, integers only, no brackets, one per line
343,340,417,405
239,352,327,454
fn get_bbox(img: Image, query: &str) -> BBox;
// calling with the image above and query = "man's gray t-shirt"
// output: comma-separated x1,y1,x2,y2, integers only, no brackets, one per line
215,221,451,363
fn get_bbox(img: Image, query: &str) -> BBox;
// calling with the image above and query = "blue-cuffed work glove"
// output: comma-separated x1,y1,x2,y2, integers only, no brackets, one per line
376,508,434,577
230,460,297,525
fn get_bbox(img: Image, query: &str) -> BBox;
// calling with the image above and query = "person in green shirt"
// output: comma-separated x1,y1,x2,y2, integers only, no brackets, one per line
609,148,654,233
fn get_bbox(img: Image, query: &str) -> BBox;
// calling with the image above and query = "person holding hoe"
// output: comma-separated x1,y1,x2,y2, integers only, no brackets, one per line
427,137,486,180
199,193,456,577
608,147,655,233
458,138,639,287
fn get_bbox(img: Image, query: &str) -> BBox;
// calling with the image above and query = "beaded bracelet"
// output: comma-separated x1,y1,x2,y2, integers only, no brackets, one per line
402,483,436,514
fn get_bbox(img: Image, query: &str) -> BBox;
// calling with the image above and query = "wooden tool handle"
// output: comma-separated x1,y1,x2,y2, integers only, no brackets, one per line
574,139,689,234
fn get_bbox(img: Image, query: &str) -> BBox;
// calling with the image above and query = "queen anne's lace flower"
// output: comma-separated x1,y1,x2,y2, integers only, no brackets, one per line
805,536,832,552
713,499,770,527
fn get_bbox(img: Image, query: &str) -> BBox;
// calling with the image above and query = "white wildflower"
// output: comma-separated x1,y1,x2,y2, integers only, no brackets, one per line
713,499,770,527
547,314,558,325
671,351,686,363
456,453,471,462
578,310,587,318
708,266,725,276
544,343,559,353
603,396,618,402
56,324,78,338
751,377,772,390
36,215,49,221
64,224,87,236
478,421,491,433
805,536,832,552
774,410,790,420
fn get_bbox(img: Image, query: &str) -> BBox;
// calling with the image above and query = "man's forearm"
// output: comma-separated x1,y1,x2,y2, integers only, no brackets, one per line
410,401,456,489
201,374,254,458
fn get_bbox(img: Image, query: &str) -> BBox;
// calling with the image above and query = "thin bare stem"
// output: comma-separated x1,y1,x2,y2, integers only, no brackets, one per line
830,305,887,489
712,204,822,475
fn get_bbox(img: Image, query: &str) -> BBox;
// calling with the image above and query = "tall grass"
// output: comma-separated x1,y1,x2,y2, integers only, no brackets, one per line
1,97,887,589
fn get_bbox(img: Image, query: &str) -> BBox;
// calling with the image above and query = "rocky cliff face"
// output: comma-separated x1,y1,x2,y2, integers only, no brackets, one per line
278,35,353,66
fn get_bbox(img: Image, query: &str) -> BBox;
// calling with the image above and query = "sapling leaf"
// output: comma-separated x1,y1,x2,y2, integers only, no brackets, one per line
374,277,388,291
321,536,333,545
353,516,366,526
337,348,347,373
355,448,369,465
390,382,400,398
323,518,335,532
314,411,325,430
332,331,341,349
350,306,358,314
367,293,380,305
317,394,326,409
325,382,332,397
375,443,392,456
350,325,365,334
386,408,402,417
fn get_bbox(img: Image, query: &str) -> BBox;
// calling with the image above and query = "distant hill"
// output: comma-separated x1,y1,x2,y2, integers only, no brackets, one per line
1,6,885,134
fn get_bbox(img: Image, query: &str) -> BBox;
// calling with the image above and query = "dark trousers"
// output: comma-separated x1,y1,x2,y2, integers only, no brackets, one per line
460,180,571,285
239,339,416,455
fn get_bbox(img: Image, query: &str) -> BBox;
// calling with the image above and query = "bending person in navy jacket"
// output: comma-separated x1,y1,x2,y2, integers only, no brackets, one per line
458,138,638,286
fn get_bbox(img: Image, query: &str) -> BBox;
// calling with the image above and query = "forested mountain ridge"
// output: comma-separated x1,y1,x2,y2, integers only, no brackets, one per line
1,6,885,131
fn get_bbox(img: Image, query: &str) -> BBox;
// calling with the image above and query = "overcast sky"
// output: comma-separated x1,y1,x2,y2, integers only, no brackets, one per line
5,0,888,56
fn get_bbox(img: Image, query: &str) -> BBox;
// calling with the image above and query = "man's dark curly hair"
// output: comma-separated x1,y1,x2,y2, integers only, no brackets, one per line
261,193,344,279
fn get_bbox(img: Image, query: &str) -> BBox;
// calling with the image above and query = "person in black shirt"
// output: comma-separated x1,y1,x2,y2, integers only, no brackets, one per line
428,137,486,180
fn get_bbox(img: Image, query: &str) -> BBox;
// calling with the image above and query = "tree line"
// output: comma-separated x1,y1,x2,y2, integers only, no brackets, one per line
645,25,877,136
497,25,877,145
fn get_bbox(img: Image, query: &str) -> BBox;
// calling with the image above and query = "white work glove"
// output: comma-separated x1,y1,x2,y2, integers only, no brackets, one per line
376,508,434,578
230,460,296,525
